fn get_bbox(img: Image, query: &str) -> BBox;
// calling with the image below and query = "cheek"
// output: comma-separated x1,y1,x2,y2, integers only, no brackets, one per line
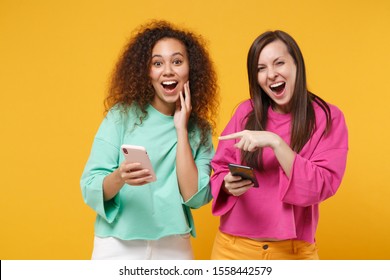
257,74,267,89
180,67,190,80
148,70,155,81
289,71,297,90
149,67,162,81
289,65,297,81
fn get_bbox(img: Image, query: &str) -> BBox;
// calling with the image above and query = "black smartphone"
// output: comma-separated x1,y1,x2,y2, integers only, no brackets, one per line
228,163,259,188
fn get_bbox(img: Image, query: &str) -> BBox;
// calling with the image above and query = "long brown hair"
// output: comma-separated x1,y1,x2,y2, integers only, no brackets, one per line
104,20,219,144
243,30,331,169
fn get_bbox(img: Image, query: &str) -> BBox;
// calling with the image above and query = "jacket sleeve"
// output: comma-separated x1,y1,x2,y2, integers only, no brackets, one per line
279,105,349,207
80,110,122,223
183,132,214,209
210,104,249,216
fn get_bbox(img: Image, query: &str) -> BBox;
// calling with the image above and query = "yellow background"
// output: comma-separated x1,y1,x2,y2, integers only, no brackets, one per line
1,0,389,260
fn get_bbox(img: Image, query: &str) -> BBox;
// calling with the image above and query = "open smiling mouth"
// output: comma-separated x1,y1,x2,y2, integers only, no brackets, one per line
270,82,286,95
161,81,178,92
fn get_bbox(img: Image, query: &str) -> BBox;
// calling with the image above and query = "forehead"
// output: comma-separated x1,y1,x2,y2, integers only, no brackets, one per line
152,38,187,56
258,40,290,62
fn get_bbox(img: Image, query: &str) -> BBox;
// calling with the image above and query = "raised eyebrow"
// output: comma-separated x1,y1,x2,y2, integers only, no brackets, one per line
151,52,184,59
171,52,184,57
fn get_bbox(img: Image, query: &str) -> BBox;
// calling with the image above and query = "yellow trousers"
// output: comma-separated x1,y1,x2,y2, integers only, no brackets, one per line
211,231,319,260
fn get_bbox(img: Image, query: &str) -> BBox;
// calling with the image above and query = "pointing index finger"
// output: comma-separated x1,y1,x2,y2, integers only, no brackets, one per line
218,132,243,140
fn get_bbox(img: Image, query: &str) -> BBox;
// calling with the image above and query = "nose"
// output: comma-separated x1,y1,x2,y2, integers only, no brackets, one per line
267,67,277,80
163,64,174,76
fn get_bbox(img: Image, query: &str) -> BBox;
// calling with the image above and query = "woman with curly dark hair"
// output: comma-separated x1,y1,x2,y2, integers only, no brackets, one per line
81,20,219,260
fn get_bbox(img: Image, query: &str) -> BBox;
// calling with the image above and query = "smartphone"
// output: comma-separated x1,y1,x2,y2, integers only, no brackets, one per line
121,144,157,182
228,163,259,188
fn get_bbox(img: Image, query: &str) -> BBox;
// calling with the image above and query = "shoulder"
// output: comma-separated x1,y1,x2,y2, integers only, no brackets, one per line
105,103,139,122
236,99,253,110
313,99,345,122
233,99,253,118
312,100,348,138
105,104,122,119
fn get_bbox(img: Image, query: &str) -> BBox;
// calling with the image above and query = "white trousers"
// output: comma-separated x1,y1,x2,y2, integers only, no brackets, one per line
91,234,194,260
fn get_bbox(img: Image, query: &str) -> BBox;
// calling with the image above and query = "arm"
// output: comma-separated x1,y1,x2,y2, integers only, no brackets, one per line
210,102,252,215
176,128,199,201
183,132,214,208
80,114,122,222
80,108,152,221
219,130,296,177
279,107,348,206
102,161,154,201
210,134,241,216
174,82,199,201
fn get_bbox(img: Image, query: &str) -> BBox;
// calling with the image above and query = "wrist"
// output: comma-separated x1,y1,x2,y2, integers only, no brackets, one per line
221,182,231,195
176,128,188,138
113,168,125,185
271,134,282,150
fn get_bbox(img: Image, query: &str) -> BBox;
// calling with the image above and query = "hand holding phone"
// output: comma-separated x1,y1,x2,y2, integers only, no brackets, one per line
228,163,259,188
121,145,157,182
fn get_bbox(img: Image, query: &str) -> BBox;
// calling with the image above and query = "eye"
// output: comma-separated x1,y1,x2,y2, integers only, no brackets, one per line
152,61,163,67
257,66,266,72
276,61,285,66
173,59,183,65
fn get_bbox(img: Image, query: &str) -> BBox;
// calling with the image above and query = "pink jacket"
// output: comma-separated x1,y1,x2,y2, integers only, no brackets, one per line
211,100,348,243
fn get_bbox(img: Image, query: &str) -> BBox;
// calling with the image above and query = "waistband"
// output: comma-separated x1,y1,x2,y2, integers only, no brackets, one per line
219,231,313,253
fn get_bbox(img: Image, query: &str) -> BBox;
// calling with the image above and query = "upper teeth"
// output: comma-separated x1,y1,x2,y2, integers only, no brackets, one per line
270,82,284,88
162,81,176,85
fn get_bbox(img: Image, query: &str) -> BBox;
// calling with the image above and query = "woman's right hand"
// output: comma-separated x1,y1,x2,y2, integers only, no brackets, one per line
118,161,155,186
103,160,154,201
223,172,253,196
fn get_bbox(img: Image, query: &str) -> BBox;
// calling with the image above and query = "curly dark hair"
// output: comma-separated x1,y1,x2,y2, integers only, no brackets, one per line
104,20,219,143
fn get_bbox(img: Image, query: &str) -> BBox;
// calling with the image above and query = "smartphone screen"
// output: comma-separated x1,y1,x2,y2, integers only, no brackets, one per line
228,163,259,188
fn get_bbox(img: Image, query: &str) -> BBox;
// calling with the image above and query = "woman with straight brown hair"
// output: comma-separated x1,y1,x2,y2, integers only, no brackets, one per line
210,30,348,260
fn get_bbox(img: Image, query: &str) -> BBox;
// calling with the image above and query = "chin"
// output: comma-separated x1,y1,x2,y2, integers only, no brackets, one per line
163,95,179,103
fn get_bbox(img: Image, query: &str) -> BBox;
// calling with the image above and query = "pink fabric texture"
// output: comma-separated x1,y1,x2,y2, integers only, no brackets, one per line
211,100,348,243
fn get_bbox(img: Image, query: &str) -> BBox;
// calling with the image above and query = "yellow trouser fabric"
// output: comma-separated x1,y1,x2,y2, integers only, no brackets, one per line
211,231,319,260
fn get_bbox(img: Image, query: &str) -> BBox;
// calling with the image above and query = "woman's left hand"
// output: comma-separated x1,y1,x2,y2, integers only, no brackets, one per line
174,81,191,132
